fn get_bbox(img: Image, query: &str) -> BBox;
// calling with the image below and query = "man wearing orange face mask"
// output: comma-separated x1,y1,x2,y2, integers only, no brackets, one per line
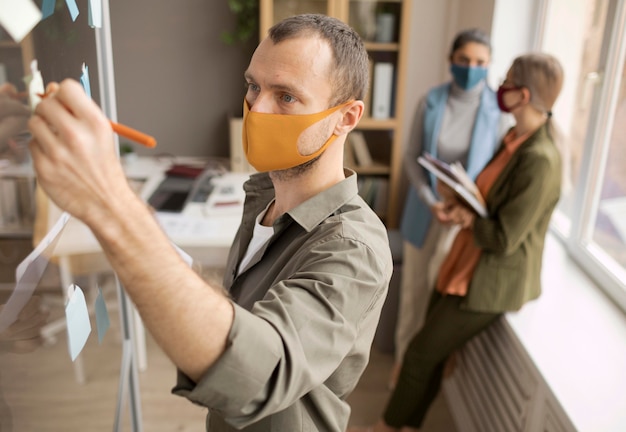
28,14,393,432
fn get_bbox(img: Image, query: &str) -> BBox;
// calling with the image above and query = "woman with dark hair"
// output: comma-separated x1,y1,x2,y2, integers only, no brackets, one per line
351,52,564,432
392,28,511,388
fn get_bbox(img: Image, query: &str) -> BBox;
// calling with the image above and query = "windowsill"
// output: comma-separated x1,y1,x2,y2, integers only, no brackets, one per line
504,233,626,431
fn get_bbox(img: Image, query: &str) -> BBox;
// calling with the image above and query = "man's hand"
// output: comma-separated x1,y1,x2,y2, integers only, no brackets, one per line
0,83,30,147
28,79,133,224
0,296,50,354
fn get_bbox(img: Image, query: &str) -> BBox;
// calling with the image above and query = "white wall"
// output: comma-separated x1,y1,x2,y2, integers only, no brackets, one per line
402,0,496,165
489,0,542,88
541,0,595,142
110,2,256,158
401,1,449,153
401,0,547,150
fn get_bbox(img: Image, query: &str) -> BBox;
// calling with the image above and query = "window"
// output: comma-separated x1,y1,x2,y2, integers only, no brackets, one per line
540,0,626,310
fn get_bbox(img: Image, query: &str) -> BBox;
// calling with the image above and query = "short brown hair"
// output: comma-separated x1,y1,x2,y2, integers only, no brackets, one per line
268,14,370,106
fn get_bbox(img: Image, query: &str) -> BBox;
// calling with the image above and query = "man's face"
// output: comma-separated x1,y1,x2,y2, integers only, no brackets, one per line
244,36,338,157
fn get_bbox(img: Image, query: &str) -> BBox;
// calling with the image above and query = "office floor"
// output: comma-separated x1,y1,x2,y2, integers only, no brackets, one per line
0,272,457,432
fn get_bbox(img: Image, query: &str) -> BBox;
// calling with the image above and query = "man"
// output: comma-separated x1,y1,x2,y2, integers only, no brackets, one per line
28,14,392,432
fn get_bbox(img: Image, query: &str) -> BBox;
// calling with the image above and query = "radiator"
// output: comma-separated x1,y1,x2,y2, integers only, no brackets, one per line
443,318,577,432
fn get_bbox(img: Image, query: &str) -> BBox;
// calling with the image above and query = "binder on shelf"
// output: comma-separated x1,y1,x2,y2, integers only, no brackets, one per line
371,62,394,119
357,177,377,208
357,176,388,216
418,153,488,217
349,131,374,167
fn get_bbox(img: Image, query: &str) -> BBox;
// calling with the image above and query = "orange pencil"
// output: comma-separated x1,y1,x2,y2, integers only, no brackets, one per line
36,92,157,148
110,121,157,148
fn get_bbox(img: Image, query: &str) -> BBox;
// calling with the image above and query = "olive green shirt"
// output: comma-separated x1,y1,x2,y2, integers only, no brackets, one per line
173,169,393,431
466,124,562,312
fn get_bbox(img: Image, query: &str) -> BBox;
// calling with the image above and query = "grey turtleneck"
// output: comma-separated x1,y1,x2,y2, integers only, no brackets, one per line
404,80,512,206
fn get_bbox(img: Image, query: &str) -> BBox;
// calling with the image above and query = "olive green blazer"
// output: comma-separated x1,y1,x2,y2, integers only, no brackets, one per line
462,124,562,313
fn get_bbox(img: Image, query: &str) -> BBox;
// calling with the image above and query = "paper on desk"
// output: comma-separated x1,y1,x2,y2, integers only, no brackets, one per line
0,0,41,43
204,173,248,216
156,213,224,239
0,212,71,333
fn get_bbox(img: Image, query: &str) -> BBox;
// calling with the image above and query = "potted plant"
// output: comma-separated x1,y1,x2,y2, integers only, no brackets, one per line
222,1,259,172
221,0,259,45
120,142,137,165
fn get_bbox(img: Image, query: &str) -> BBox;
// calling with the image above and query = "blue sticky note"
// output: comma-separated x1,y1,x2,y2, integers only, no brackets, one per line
88,0,102,28
65,0,79,21
94,287,110,344
80,63,91,99
65,285,91,361
42,0,56,19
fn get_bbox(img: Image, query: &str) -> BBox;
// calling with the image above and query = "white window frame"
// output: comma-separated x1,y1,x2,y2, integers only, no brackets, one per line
549,0,626,311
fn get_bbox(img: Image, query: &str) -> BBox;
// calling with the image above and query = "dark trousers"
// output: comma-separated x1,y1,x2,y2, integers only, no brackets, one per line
383,291,500,428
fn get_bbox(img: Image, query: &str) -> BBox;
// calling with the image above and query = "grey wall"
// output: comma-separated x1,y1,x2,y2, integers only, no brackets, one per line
109,1,257,158
108,1,498,161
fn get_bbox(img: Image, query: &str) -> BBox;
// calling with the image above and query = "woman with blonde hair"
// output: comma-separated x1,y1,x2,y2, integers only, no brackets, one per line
350,52,564,432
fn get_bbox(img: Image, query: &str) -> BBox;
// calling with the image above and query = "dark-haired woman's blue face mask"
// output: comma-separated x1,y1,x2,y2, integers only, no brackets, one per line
450,64,488,90
449,41,491,90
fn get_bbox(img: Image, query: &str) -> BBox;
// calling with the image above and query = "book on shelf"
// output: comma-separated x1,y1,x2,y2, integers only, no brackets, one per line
349,131,374,167
372,177,389,216
356,176,388,218
343,133,357,167
371,62,394,119
417,153,488,217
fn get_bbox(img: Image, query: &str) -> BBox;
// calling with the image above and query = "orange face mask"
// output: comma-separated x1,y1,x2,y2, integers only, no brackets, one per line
242,99,349,172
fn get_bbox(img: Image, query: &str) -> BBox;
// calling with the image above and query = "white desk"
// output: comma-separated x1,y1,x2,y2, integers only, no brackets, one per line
1,156,246,382
51,157,245,268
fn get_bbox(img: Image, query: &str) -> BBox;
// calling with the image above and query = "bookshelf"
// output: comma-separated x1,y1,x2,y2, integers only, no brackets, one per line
259,0,410,227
